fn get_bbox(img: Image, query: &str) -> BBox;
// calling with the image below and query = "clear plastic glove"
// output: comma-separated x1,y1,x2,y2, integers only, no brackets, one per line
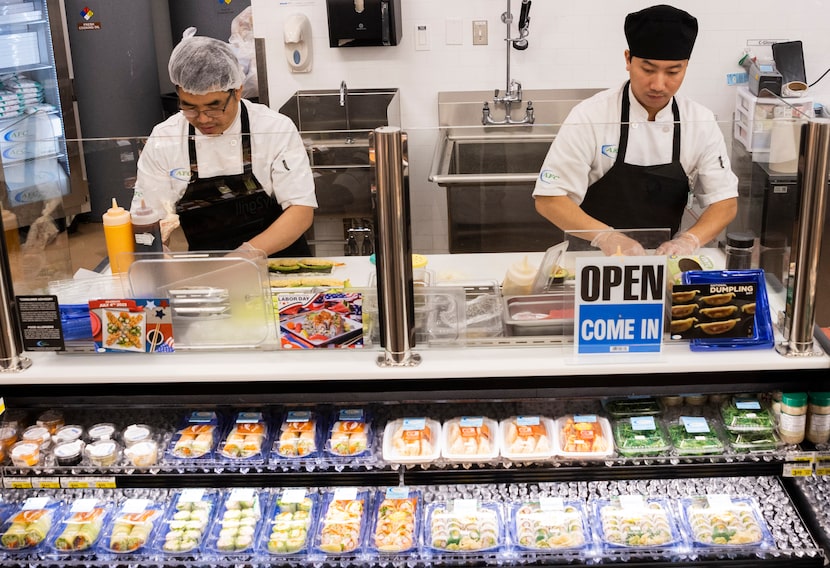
160,213,180,244
591,231,647,256
655,232,700,256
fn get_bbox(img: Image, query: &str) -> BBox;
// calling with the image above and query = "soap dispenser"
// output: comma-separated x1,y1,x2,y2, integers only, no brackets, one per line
284,13,313,73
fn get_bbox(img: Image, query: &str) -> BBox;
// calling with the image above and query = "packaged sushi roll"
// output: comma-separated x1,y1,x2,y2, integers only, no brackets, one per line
156,489,218,555
219,411,270,463
207,488,263,554
166,411,221,461
720,396,775,433
0,497,61,551
426,499,502,553
500,415,555,461
382,417,441,464
668,416,725,456
612,416,672,457
679,495,773,548
100,499,162,554
50,498,110,553
273,410,320,459
314,488,369,555
594,496,680,550
510,498,589,551
260,489,316,555
554,415,614,459
326,408,372,458
441,416,500,462
368,487,420,554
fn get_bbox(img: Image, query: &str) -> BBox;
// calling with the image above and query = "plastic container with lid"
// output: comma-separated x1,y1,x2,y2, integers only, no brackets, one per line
124,440,158,467
85,440,120,467
725,232,755,270
53,425,84,445
53,440,84,466
102,197,135,274
807,391,830,445
441,416,500,463
22,425,51,450
368,487,420,555
382,417,441,465
122,424,153,447
502,255,538,296
86,423,117,442
10,440,41,467
500,415,555,462
36,409,64,434
778,392,807,445
0,424,18,462
612,416,671,457
260,489,316,556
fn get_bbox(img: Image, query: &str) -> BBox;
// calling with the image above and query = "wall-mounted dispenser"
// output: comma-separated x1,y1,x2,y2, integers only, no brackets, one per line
326,0,402,47
284,13,313,72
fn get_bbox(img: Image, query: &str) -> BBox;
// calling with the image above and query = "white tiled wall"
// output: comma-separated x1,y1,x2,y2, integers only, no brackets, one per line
253,0,830,253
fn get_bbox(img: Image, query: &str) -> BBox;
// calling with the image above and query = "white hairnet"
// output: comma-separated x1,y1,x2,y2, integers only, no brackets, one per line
168,28,245,95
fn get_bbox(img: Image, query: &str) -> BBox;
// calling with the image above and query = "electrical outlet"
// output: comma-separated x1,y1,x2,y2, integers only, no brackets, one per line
473,20,488,45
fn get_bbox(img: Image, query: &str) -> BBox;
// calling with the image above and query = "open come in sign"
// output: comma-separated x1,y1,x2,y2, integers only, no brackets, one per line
574,255,666,355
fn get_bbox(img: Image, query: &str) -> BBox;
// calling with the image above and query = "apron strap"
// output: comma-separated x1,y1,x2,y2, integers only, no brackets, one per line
188,99,252,180
671,97,681,162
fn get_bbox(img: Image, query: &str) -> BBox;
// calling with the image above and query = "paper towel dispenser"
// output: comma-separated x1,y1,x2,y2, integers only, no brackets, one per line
326,0,402,47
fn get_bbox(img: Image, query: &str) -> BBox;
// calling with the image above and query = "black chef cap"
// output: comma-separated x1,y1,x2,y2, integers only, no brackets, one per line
625,4,698,60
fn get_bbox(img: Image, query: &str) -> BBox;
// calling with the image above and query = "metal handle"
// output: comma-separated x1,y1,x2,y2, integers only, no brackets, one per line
0,214,31,372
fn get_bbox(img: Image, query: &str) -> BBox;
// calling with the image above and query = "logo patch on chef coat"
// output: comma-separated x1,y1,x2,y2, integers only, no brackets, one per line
169,168,192,182
539,170,560,184
601,145,618,159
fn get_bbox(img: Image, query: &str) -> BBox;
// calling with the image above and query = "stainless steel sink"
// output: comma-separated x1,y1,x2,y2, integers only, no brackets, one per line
279,88,400,139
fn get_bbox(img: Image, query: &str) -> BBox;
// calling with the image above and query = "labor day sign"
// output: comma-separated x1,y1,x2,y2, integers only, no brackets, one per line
574,255,666,354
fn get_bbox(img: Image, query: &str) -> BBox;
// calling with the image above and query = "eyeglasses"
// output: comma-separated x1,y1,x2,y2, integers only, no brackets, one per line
179,90,234,119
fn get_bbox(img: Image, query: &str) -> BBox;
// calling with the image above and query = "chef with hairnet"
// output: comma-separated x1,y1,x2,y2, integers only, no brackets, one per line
533,5,738,257
132,31,316,256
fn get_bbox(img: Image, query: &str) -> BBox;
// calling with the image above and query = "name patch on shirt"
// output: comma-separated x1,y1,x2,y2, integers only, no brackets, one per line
539,169,560,184
601,145,618,159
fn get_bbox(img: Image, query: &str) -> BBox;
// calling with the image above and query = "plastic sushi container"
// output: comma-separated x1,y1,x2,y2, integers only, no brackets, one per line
593,496,681,551
324,407,373,463
500,415,556,462
382,417,442,465
165,411,222,463
668,416,726,456
271,410,322,465
0,497,62,553
425,499,503,554
720,396,775,433
154,488,218,555
48,498,112,554
725,429,783,453
678,495,774,549
442,416,500,463
367,487,421,555
603,397,663,418
509,498,590,552
313,487,370,556
205,488,264,555
553,415,614,460
99,498,163,555
259,489,317,556
612,416,672,457
218,411,270,465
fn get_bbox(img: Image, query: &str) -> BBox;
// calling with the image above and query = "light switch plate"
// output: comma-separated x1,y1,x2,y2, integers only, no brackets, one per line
415,24,430,51
473,20,488,45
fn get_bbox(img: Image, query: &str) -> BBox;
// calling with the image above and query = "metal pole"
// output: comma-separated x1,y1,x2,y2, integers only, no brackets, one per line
372,126,420,367
504,0,512,95
0,215,31,372
779,119,830,356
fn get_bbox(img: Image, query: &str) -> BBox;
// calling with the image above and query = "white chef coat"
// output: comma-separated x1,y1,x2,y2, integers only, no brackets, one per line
132,99,317,218
533,82,738,209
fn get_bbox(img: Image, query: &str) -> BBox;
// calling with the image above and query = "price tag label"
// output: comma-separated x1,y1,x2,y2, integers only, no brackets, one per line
783,462,814,477
460,416,484,427
236,412,263,423
189,411,217,423
386,486,410,500
339,408,365,422
630,416,656,431
4,478,32,489
286,411,312,423
62,479,91,489
574,414,597,423
735,399,761,410
516,416,540,426
32,477,60,489
619,495,644,510
681,416,710,433
179,488,206,503
706,494,733,509
22,497,50,510
71,499,98,513
453,499,478,516
281,489,307,503
122,499,151,514
402,418,426,430
333,487,358,501
785,451,816,463
229,488,255,504
539,497,565,512
815,453,830,476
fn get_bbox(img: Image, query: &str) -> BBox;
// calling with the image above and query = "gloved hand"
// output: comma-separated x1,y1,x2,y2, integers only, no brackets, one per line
655,232,700,256
160,213,180,244
591,231,647,256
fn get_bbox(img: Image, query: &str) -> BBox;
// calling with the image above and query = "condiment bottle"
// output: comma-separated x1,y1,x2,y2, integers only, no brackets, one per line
130,199,163,254
778,392,807,445
806,391,830,445
502,255,537,296
102,198,135,273
725,232,755,270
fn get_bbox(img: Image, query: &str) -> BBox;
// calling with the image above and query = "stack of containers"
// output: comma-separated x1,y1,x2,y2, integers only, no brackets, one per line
606,398,671,459
719,395,781,453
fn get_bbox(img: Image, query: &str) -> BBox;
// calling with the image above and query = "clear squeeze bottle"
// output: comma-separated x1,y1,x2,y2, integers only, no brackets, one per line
102,198,135,273
130,199,163,254
502,255,537,296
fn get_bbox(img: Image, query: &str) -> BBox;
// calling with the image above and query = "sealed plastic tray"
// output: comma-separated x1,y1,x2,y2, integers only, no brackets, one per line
426,499,502,553
725,430,783,453
325,408,372,459
720,396,775,433
368,487,420,554
668,417,725,456
500,415,555,461
594,496,680,550
603,397,663,418
99,499,163,554
435,280,505,339
49,498,111,553
554,415,614,459
205,488,264,554
679,495,774,548
0,497,62,552
382,417,441,465
612,416,671,457
260,489,316,556
218,411,270,464
314,488,369,555
504,292,574,337
441,416,499,463
272,410,322,461
166,411,222,462
155,489,218,555
510,498,589,551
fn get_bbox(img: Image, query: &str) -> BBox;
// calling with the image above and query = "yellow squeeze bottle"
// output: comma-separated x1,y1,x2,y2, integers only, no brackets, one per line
102,198,135,273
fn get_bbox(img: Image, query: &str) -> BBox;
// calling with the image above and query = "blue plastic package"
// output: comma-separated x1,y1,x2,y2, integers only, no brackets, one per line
217,411,271,466
509,498,590,553
681,269,774,350
154,488,219,555
48,498,113,555
165,411,223,464
313,488,370,557
678,495,774,550
205,488,265,555
98,498,164,555
593,496,681,551
258,489,317,556
0,497,63,554
367,487,421,555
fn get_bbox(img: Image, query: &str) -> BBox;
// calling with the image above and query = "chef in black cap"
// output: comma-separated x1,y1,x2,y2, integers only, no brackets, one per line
533,5,737,256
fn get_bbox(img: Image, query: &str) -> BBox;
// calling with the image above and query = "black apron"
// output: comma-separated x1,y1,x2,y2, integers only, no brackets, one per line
580,81,690,236
176,103,311,257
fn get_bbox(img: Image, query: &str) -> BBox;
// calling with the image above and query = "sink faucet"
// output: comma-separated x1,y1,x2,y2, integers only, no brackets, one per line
339,80,354,144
